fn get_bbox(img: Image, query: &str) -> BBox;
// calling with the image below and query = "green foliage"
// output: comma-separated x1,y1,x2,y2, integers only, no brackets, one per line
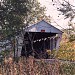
60,63,75,75
0,0,45,40
0,50,12,57
0,50,11,62
69,35,75,42
0,0,27,39
0,0,46,53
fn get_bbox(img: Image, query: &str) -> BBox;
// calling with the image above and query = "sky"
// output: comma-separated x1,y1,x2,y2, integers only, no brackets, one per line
38,0,75,29
0,0,74,29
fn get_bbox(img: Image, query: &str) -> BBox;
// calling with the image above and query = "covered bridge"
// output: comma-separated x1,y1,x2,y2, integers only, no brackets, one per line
21,20,63,58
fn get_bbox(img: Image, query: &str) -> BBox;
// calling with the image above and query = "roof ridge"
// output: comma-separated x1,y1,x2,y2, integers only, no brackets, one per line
27,20,63,33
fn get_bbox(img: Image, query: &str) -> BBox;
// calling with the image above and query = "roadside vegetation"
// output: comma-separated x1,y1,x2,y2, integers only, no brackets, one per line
0,0,75,74
0,32,75,75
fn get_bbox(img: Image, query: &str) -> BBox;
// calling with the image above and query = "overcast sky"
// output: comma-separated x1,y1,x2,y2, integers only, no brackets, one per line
38,0,75,29
0,0,74,29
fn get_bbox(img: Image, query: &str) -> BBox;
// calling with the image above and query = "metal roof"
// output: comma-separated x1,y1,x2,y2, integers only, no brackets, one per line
26,20,63,34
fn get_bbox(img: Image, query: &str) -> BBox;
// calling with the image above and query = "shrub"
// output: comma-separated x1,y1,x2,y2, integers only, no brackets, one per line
69,35,75,42
59,63,75,75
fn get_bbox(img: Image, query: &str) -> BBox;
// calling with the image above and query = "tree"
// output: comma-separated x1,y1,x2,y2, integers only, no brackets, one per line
0,0,27,40
0,0,46,58
0,0,46,38
52,0,75,32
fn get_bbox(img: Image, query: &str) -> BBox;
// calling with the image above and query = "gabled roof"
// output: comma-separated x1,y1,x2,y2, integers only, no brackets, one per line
26,20,63,34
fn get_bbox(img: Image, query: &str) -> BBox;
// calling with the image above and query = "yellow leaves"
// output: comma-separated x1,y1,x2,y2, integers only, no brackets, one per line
46,50,51,55
57,41,75,61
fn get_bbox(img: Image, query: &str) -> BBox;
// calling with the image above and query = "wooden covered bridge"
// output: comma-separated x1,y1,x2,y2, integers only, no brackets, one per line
21,20,63,58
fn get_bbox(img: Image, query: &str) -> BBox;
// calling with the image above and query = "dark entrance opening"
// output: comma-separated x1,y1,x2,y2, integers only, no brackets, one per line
21,32,57,58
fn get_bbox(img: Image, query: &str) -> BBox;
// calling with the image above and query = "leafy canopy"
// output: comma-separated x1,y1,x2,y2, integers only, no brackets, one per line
0,0,45,40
